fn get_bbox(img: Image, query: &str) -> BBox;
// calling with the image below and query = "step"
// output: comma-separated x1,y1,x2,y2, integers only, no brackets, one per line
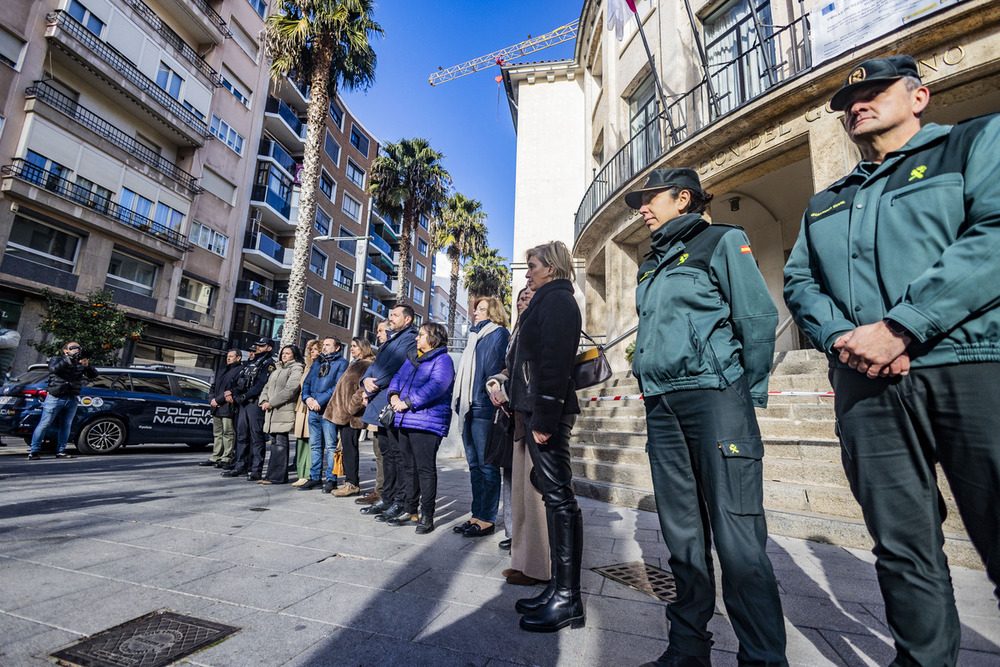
766,374,833,392
570,443,648,467
757,417,836,440
572,459,652,489
771,348,830,375
764,458,848,488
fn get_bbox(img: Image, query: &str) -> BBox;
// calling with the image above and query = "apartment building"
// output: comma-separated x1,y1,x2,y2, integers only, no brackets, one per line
0,0,271,379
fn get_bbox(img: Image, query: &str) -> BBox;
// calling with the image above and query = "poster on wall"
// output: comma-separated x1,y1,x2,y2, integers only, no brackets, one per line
810,0,961,65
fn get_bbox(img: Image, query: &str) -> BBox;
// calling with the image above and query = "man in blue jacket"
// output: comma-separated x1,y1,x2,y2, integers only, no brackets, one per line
299,337,348,491
784,55,1000,665
359,305,417,521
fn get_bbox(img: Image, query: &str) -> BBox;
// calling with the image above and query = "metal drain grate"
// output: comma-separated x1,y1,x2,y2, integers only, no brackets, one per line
592,561,677,602
51,610,239,667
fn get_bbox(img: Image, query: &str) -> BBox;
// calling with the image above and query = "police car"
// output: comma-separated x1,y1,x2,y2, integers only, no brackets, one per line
0,365,214,454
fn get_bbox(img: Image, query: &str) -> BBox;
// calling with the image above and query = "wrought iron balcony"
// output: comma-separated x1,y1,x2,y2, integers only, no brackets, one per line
120,0,222,85
235,279,287,311
250,184,292,220
27,82,200,193
2,159,190,250
180,0,230,38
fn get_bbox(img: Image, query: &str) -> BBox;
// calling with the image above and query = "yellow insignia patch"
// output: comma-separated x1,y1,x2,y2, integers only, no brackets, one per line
848,67,866,85
909,165,927,181
729,443,740,454
677,253,689,265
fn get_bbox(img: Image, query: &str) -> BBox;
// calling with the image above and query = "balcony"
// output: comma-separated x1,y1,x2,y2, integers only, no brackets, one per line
250,184,293,227
120,0,221,86
234,280,288,313
574,14,810,243
2,159,191,252
160,0,231,45
230,330,266,351
45,11,211,147
175,304,213,327
264,97,306,149
243,230,292,274
258,139,298,178
367,232,393,258
27,82,200,193
365,261,395,298
364,291,388,318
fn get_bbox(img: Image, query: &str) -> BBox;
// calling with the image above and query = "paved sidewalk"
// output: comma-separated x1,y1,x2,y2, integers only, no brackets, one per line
1,440,997,666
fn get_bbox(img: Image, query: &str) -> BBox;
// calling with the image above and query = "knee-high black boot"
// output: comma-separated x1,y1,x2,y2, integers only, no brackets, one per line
519,507,584,632
515,507,557,614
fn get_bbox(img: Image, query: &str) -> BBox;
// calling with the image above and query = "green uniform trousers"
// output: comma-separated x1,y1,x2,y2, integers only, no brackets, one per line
645,377,787,666
830,363,1000,667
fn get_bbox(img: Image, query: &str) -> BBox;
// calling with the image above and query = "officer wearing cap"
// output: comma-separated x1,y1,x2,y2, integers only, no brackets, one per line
627,168,785,667
222,337,275,480
785,55,1000,664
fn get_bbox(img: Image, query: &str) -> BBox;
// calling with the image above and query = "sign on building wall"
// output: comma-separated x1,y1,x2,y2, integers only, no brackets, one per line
811,0,960,64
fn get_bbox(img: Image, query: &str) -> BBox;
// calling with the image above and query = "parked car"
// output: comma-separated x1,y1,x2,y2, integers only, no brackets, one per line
0,365,214,454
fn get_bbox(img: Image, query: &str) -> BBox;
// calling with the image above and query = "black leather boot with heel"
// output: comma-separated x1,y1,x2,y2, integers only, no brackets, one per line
519,507,585,632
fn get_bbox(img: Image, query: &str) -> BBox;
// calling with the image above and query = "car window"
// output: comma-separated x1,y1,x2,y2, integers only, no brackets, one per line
130,374,172,395
87,373,124,389
175,376,209,400
11,369,48,385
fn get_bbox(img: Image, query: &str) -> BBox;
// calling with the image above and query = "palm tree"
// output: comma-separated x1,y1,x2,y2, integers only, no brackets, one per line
262,0,382,347
463,248,512,311
432,193,488,337
369,138,451,303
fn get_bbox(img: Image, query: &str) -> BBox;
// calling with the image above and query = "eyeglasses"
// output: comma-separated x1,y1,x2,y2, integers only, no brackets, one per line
67,346,81,351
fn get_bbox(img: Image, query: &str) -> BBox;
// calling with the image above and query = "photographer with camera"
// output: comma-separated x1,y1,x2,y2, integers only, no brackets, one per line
27,341,98,460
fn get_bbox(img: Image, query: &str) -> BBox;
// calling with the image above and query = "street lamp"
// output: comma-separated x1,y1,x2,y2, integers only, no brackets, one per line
313,234,372,341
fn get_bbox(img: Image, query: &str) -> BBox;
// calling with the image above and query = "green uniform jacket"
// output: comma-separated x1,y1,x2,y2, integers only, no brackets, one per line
784,114,1000,367
633,213,778,407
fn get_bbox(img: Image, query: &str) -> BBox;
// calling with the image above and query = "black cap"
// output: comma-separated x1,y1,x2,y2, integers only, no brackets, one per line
624,168,704,210
251,337,273,348
830,55,920,111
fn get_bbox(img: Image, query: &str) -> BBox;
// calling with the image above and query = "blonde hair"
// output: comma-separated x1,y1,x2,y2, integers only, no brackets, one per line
526,240,574,281
475,296,510,328
303,339,321,372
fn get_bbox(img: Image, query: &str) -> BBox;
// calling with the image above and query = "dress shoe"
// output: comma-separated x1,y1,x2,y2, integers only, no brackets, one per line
221,468,247,478
452,520,473,534
386,512,417,526
503,569,520,578
297,479,322,490
463,523,495,538
258,480,278,485
415,515,435,534
333,482,360,497
247,471,262,481
322,479,337,493
507,571,548,587
214,461,228,468
355,491,380,505
198,460,216,466
374,503,403,522
639,647,712,667
499,538,512,550
291,478,309,487
360,498,390,515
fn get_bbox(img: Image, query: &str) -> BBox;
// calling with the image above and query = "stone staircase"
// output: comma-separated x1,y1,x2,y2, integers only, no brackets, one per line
571,349,980,569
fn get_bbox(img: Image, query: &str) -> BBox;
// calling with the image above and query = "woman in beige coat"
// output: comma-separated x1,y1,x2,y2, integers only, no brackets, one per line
292,339,321,485
259,345,305,484
324,337,376,497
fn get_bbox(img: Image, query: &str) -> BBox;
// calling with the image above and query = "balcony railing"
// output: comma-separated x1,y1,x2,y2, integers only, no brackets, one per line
265,97,306,139
28,82,200,192
183,0,230,38
364,291,388,318
243,230,289,265
3,159,190,250
574,15,811,240
250,184,292,220
235,280,287,310
366,262,389,285
258,139,297,175
368,232,393,257
47,11,211,139
120,0,222,85
334,276,353,291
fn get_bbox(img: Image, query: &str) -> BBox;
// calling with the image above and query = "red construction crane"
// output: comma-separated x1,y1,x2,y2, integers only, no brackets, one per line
428,19,579,86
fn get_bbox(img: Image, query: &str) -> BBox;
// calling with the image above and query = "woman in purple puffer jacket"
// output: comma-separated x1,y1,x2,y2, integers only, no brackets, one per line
387,322,456,534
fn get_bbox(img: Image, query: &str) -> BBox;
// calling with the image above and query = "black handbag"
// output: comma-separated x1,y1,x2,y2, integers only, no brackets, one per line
378,403,395,428
573,332,612,389
484,406,514,469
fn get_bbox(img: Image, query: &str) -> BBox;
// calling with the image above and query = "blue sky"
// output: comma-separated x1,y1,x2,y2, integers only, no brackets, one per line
340,1,581,269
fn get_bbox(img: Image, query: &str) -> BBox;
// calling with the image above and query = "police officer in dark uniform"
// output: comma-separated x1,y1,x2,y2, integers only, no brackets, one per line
627,169,786,667
222,338,276,480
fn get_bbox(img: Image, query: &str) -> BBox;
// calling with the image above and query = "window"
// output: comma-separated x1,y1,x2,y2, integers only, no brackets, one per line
230,17,259,60
156,61,183,100
190,221,228,256
131,374,171,395
0,25,25,69
118,188,153,224
310,245,327,277
324,131,340,164
176,376,208,399
334,264,354,291
74,176,112,213
329,301,350,328
246,0,267,19
417,238,428,256
349,124,369,157
221,70,251,107
413,313,423,327
338,226,356,254
304,286,322,317
183,100,205,121
413,287,425,306
342,194,361,222
419,214,430,230
329,100,343,129
106,251,157,297
319,171,334,199
627,75,660,172
67,0,104,37
23,150,67,190
7,215,79,272
210,115,244,154
346,160,365,188
178,276,215,314
153,202,183,231
415,261,426,280
315,207,331,235
705,0,774,115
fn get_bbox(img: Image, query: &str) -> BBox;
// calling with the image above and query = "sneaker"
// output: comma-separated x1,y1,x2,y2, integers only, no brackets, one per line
333,482,360,497
27,453,41,460
55,452,72,459
322,479,337,493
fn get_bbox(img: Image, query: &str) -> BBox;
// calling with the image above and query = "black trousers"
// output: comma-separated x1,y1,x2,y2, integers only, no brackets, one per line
644,378,786,666
234,401,265,473
831,363,1000,666
340,425,361,486
264,432,289,483
524,415,578,515
379,426,403,505
397,428,442,515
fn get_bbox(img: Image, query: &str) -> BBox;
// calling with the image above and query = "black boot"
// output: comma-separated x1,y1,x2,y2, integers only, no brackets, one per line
519,507,584,632
516,508,557,614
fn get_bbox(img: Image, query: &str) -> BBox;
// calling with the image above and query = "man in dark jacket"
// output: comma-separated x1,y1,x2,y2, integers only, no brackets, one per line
222,338,275,480
199,349,242,468
28,341,98,459
359,305,417,520
784,55,1000,665
298,337,348,491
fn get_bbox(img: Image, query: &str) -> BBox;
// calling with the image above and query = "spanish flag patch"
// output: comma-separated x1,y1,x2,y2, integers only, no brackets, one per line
740,245,752,254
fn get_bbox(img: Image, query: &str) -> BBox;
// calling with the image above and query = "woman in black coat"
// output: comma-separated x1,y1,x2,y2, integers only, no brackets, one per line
508,240,584,633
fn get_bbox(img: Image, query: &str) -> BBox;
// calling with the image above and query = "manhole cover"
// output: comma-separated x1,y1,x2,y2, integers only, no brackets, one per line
592,561,677,602
51,610,239,667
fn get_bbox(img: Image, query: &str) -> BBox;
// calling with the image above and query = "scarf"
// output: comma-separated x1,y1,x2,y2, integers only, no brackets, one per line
453,320,500,422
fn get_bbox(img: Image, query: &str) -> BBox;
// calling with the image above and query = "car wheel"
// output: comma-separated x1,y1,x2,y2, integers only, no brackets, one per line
78,417,126,454
75,439,94,455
